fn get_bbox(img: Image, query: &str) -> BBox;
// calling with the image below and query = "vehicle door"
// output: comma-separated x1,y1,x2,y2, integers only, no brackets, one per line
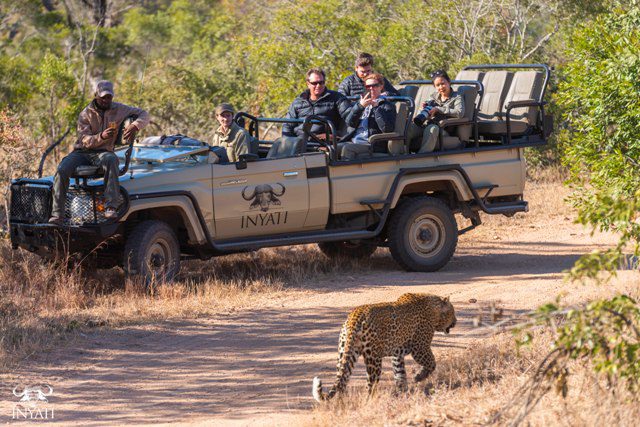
212,157,309,239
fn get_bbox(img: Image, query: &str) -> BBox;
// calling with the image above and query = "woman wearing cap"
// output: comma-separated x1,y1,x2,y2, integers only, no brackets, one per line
412,70,464,153
211,103,256,162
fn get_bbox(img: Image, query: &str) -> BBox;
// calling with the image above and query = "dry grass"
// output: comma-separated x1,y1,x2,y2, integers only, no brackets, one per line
0,239,379,371
300,327,640,427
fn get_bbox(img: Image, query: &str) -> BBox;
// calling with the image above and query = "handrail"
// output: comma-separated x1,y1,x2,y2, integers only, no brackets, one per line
37,128,71,178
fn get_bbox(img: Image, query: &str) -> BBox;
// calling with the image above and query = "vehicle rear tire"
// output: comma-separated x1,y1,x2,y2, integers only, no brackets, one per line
318,240,377,259
388,197,457,272
124,220,180,284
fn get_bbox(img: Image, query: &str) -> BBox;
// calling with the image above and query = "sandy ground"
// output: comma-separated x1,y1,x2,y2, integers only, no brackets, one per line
1,196,632,426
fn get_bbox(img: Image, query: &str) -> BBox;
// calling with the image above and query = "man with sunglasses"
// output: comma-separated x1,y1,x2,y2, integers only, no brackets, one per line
282,68,351,141
338,52,398,98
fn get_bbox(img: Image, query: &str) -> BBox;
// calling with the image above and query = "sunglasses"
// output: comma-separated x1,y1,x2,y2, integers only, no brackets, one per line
364,83,381,89
307,80,325,86
430,70,446,79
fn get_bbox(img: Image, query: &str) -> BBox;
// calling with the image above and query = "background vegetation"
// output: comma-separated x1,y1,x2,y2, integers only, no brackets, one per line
0,0,610,149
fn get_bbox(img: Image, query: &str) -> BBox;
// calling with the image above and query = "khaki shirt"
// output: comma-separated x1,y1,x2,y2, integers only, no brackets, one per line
74,101,150,151
430,90,464,119
212,122,253,162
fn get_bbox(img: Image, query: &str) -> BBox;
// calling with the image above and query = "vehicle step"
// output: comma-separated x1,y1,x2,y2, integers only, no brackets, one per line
360,199,387,205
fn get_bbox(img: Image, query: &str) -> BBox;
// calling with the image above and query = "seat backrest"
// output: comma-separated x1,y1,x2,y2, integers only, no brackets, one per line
478,71,513,122
397,84,418,101
413,84,437,117
392,85,417,137
455,70,485,82
266,136,305,159
503,71,544,125
451,85,479,142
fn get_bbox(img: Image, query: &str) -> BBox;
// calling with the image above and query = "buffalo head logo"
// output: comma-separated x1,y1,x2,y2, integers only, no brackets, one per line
13,385,53,404
242,183,286,212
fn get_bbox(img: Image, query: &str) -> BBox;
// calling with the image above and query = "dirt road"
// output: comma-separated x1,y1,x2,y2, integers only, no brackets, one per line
1,192,626,426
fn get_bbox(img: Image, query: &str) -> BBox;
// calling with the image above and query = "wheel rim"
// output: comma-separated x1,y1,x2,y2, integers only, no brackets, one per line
146,238,173,278
408,213,445,258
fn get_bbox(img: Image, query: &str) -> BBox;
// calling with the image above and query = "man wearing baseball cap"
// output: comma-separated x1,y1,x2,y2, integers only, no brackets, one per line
211,103,256,162
48,80,150,225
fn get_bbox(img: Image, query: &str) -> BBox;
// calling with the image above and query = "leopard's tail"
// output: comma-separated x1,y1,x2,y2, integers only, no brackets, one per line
313,320,360,402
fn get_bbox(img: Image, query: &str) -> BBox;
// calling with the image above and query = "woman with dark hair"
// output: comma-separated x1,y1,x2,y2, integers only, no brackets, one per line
413,70,464,152
340,72,397,160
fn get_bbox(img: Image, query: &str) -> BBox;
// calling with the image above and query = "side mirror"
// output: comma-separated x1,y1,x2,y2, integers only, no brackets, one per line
235,153,258,170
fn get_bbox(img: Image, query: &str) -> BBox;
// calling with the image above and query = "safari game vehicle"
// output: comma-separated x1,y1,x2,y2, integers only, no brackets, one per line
8,64,552,283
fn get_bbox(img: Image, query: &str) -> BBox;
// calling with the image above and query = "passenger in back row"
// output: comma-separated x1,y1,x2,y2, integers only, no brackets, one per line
338,52,398,98
340,72,396,160
412,69,464,153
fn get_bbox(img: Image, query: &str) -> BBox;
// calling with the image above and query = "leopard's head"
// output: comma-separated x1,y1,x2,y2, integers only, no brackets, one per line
436,296,456,334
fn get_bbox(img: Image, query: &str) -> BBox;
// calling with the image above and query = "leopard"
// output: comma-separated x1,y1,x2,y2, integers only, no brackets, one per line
312,293,456,401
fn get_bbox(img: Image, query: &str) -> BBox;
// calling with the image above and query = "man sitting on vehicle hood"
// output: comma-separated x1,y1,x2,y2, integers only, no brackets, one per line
48,80,150,225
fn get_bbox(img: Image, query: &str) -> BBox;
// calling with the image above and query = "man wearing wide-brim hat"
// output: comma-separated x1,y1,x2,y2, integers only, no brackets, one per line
211,103,256,162
48,80,150,225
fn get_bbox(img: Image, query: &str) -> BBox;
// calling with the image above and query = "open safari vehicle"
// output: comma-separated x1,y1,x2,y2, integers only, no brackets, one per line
8,64,552,283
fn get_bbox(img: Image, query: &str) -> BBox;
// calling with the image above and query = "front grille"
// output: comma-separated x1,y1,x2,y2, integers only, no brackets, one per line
10,181,127,226
10,183,52,224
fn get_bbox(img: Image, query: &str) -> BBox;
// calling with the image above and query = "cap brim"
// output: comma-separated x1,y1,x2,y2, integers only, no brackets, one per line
98,91,114,97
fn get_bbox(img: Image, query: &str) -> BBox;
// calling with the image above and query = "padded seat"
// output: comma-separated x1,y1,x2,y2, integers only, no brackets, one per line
477,71,543,136
455,70,485,82
476,70,513,128
376,85,417,156
267,136,306,158
435,85,479,151
74,165,103,177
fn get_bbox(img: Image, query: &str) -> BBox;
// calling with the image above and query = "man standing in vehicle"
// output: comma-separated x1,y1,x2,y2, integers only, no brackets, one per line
48,80,150,225
338,52,398,98
211,103,256,162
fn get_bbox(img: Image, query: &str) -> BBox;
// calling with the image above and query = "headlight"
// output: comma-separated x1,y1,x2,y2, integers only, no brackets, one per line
67,193,93,225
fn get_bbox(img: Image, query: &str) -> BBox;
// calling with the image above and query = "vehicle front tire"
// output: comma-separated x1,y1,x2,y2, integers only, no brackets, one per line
318,240,377,259
388,197,457,272
124,220,180,285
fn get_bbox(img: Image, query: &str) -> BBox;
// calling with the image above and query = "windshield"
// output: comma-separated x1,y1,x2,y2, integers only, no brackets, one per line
115,145,210,163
